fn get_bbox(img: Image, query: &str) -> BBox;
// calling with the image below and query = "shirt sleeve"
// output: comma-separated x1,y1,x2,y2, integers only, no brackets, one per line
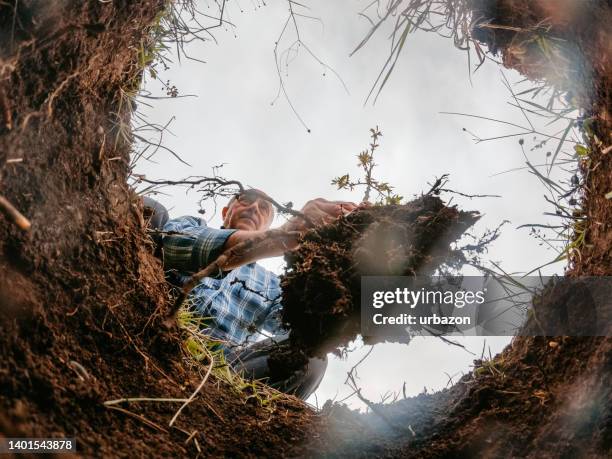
161,216,237,274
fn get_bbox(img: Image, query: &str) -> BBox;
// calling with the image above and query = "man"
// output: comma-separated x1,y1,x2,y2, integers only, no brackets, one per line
160,189,358,399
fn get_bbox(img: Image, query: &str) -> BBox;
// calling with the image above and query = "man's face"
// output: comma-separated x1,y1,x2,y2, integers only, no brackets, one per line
222,190,275,231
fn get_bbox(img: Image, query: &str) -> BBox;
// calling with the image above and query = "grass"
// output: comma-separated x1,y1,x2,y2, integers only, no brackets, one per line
352,0,481,102
176,303,288,412
474,354,507,380
119,1,232,177
349,1,591,280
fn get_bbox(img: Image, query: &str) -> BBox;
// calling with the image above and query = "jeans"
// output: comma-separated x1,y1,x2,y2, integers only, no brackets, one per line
227,333,328,400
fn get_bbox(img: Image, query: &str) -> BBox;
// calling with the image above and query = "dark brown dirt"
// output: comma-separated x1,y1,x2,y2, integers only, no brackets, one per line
301,299,611,458
0,2,317,457
292,1,612,456
470,0,612,113
282,197,479,355
295,1,612,455
0,1,610,458
270,198,478,382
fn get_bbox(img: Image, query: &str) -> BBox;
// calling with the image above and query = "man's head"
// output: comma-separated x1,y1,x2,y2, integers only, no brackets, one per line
222,189,275,231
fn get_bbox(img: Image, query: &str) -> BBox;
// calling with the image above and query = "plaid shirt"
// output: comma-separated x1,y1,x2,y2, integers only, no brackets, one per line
162,216,284,346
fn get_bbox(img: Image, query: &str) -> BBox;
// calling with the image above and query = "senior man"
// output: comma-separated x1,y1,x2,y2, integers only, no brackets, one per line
159,189,358,399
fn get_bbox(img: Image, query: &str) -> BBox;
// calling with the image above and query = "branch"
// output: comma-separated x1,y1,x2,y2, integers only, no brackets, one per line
346,368,406,432
168,359,214,427
437,188,501,199
135,175,244,190
137,175,313,225
425,173,450,196
0,194,31,231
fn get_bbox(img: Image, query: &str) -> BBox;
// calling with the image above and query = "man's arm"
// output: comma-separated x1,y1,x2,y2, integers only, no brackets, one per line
217,198,359,271
162,216,237,274
163,199,360,273
217,228,299,271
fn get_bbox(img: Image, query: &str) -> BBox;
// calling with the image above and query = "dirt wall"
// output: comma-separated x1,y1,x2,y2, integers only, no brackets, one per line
0,2,316,457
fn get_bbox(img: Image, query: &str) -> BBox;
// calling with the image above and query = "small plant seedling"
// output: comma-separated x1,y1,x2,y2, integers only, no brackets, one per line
332,126,403,205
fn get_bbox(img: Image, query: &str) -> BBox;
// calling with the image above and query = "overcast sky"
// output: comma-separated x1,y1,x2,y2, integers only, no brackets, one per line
134,0,572,410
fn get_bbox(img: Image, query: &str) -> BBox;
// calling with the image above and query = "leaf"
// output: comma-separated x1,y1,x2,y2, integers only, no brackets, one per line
375,23,410,102
385,194,403,205
549,120,573,173
331,174,350,189
574,145,588,157
378,182,391,193
357,151,371,166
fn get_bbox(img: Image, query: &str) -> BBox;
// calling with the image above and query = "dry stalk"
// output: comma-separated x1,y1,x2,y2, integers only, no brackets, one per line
0,194,31,231
168,358,214,427
105,405,168,434
104,397,189,406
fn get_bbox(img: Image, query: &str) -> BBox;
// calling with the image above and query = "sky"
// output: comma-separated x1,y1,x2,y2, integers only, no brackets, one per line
134,0,572,410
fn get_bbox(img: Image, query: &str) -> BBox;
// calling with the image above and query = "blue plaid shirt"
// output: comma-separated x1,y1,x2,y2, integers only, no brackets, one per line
162,216,285,346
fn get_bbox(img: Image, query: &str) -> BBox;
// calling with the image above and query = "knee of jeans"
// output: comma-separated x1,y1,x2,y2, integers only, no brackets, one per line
305,355,328,383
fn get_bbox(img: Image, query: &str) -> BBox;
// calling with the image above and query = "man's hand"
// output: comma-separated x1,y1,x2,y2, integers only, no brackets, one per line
218,198,366,270
281,198,359,233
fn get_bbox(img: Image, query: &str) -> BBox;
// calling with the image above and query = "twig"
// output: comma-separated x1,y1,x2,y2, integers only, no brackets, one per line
436,335,476,355
272,0,348,132
0,194,31,231
46,71,80,118
104,397,189,406
68,361,91,381
438,188,501,199
136,175,309,221
105,405,168,433
169,360,214,427
343,347,408,431
425,174,449,196
134,174,244,190
343,347,374,386
199,397,225,423
248,189,311,221
346,370,405,432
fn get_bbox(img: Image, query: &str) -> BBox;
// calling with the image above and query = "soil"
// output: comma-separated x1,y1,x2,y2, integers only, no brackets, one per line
282,198,478,350
0,1,610,458
271,197,478,381
301,302,611,458
470,0,612,115
468,1,612,273
0,2,317,457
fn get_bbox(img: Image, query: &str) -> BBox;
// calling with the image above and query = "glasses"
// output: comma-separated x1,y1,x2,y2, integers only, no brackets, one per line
234,191,274,215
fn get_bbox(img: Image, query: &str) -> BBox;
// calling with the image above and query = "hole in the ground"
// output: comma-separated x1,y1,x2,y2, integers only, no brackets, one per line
133,1,572,410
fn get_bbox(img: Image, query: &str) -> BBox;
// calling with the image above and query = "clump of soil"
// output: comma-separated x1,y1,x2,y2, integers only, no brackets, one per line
281,196,479,357
522,277,612,337
469,0,612,117
467,0,612,276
